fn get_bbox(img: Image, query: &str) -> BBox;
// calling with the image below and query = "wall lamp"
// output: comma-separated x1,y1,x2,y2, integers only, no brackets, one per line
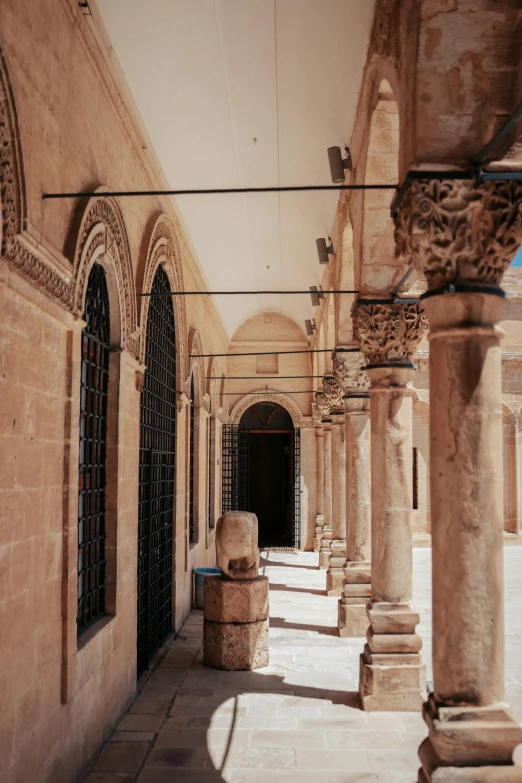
327,146,353,184
305,319,317,337
309,286,325,307
316,237,334,264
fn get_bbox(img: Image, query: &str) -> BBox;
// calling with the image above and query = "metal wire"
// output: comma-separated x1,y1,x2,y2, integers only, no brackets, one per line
193,348,334,358
77,263,110,635
42,184,399,200
137,265,176,676
136,289,358,297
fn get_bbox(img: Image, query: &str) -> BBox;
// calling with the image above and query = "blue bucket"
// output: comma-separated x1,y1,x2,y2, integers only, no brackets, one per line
193,567,221,609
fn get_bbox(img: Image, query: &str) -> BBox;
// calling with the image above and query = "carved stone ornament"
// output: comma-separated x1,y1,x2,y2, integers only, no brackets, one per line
333,348,370,394
394,178,522,290
315,391,330,418
140,215,187,379
311,403,323,426
229,392,313,428
322,375,343,409
353,302,428,365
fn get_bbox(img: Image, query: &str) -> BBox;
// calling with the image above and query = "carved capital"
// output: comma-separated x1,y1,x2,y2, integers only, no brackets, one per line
353,301,428,365
322,374,343,409
315,390,330,418
394,178,522,290
332,347,370,394
311,403,323,426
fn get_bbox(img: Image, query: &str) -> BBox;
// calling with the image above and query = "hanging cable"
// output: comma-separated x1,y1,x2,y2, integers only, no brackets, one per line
192,348,333,358
137,289,357,297
42,183,399,200
206,375,323,380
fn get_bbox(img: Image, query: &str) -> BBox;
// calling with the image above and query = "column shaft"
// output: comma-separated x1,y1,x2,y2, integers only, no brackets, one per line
418,291,522,782
319,419,332,569
326,410,346,595
338,396,371,637
314,427,325,552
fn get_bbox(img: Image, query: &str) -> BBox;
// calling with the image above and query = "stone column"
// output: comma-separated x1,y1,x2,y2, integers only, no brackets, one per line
319,419,333,569
316,390,332,569
333,345,372,636
395,177,522,778
313,416,325,552
354,301,427,711
326,409,347,595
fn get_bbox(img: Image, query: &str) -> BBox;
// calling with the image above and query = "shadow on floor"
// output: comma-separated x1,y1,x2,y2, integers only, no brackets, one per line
259,556,319,571
268,582,325,596
84,616,360,783
268,616,338,636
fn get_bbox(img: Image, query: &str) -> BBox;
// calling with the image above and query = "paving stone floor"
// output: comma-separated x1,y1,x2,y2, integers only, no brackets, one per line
84,547,522,783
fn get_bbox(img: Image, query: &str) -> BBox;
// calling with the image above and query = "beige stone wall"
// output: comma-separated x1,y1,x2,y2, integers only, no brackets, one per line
0,2,229,781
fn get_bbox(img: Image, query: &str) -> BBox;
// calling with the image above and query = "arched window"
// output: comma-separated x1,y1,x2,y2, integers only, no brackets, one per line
77,263,110,634
189,373,196,543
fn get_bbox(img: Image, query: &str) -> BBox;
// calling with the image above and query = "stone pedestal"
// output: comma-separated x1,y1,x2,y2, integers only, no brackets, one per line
339,394,371,637
319,419,333,569
416,290,522,780
314,514,324,553
326,410,346,595
203,576,269,670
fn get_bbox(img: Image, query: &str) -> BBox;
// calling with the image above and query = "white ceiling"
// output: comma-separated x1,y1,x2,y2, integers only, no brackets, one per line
95,0,375,337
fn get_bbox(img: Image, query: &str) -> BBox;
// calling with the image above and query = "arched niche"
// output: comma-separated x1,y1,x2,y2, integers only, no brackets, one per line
73,189,138,357
337,218,356,345
230,391,311,428
139,213,187,384
360,79,408,296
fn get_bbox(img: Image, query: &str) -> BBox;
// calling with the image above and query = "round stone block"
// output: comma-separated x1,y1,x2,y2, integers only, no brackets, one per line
203,618,269,670
204,575,269,623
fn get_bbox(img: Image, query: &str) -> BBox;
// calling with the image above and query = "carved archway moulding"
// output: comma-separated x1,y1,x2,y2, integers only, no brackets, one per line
0,44,71,304
187,328,206,407
140,213,187,381
73,189,139,358
229,391,313,428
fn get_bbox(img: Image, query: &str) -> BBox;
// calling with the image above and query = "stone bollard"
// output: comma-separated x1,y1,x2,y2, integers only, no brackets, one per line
203,511,269,671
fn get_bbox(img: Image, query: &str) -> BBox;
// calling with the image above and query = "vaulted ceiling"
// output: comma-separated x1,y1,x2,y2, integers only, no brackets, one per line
95,0,375,336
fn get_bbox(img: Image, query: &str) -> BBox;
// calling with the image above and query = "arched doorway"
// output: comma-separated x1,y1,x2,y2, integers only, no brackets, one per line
222,402,300,548
137,265,177,676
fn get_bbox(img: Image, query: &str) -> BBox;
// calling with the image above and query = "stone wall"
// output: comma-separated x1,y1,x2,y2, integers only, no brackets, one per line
0,1,229,781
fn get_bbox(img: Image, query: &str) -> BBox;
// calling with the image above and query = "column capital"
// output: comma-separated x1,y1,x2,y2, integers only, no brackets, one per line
322,373,343,409
353,300,428,366
315,390,330,418
394,177,522,291
311,402,323,426
332,346,370,395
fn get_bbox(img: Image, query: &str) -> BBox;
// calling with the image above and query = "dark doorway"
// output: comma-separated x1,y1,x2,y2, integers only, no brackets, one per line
240,403,294,548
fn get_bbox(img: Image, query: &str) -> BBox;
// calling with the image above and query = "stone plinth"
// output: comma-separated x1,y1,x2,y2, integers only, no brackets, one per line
338,561,371,637
203,618,269,671
204,575,269,623
326,539,347,595
319,524,332,569
203,575,269,671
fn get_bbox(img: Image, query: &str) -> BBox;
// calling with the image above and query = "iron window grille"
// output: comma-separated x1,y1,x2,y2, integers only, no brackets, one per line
293,428,301,548
189,374,196,543
208,399,213,528
137,266,176,676
77,263,110,635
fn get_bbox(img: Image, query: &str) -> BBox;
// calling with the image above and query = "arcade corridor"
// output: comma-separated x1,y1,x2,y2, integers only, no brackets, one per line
83,547,522,782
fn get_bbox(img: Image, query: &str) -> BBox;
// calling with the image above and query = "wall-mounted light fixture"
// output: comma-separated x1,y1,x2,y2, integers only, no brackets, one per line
316,237,334,264
327,146,353,184
309,286,325,307
305,319,317,337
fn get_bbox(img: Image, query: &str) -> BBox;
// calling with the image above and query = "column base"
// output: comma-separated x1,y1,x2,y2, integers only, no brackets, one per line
326,539,346,595
319,525,332,570
338,600,369,637
359,601,426,711
417,694,522,782
338,561,371,636
314,515,325,551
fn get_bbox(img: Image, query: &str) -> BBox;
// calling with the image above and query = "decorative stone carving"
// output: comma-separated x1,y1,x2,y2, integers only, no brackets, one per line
315,390,330,418
140,214,187,380
322,374,343,409
333,348,370,394
230,392,312,428
187,328,204,400
311,403,323,426
74,193,140,358
353,302,428,365
216,512,259,580
394,178,522,290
